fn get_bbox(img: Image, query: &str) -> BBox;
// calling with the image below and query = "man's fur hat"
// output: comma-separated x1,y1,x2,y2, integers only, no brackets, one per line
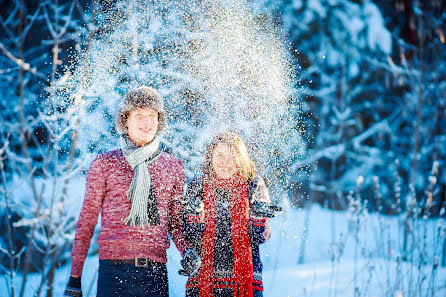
116,86,167,134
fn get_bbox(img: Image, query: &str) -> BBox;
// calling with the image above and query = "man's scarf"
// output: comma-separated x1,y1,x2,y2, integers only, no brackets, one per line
120,135,162,227
199,173,254,297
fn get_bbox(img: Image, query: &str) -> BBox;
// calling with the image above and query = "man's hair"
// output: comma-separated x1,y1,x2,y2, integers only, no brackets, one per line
203,131,257,182
116,86,167,134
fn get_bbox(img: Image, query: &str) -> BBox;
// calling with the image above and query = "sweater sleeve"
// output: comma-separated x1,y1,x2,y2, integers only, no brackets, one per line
168,161,190,256
70,155,106,276
249,177,271,244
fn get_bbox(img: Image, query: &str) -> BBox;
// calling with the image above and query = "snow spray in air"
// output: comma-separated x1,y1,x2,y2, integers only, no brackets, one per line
57,0,306,200
186,0,306,197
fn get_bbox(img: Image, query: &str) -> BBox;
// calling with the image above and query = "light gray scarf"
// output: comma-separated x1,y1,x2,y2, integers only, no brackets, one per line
120,135,162,227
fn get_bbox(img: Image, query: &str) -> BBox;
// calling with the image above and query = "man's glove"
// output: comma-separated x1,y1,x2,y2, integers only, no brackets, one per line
180,196,204,215
63,276,82,297
251,201,282,218
179,247,201,276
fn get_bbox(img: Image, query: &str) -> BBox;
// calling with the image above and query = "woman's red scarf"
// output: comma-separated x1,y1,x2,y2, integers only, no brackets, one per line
199,173,254,297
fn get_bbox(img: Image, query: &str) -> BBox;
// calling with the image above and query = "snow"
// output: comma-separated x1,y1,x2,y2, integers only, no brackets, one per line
261,205,446,296
308,0,326,18
3,204,444,296
364,2,392,54
1,0,445,296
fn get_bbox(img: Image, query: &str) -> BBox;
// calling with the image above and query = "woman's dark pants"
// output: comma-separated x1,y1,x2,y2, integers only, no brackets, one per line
97,259,168,297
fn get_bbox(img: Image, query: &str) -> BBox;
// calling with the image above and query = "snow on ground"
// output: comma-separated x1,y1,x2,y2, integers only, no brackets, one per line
260,205,446,297
2,205,445,296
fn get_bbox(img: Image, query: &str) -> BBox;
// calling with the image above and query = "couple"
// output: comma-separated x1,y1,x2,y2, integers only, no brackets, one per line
64,86,279,297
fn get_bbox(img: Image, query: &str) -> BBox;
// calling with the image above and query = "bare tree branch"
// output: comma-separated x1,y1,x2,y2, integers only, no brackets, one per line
0,42,47,79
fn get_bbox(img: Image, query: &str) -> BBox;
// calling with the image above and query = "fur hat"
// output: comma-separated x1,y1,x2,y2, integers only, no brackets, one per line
116,86,167,134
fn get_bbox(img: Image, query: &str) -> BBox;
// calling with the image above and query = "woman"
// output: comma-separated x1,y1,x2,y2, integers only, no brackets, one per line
182,131,277,297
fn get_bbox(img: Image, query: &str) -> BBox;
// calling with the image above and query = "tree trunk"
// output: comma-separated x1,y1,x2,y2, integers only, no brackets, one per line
0,145,16,297
18,0,43,294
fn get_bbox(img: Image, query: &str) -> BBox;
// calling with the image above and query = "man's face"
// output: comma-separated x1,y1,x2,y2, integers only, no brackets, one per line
126,107,159,147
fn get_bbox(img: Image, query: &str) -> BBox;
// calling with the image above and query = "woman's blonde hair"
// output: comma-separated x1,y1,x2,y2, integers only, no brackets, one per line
203,131,256,181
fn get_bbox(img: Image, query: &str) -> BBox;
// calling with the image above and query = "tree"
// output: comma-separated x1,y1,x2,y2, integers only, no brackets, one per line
0,1,95,296
373,0,446,216
264,0,395,209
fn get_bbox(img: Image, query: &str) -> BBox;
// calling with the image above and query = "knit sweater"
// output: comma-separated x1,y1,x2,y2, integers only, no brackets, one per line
183,176,271,294
70,149,189,277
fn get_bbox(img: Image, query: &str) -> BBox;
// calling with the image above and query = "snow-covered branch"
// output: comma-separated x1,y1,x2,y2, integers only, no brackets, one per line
0,42,46,79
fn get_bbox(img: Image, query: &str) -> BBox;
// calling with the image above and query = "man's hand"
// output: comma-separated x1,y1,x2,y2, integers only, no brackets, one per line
179,247,201,276
63,276,82,297
251,201,282,218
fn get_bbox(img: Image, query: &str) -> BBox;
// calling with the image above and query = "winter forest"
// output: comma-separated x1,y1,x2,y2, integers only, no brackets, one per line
0,0,445,296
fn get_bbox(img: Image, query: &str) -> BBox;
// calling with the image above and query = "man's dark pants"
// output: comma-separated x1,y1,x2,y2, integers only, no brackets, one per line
97,259,168,297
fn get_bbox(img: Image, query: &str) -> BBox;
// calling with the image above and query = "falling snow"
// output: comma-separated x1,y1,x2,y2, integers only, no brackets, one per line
1,0,445,296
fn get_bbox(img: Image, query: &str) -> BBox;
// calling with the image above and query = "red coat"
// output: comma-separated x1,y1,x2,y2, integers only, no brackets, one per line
70,149,188,276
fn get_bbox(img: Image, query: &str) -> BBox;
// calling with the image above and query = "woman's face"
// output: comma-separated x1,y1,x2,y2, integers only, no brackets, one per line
211,143,238,179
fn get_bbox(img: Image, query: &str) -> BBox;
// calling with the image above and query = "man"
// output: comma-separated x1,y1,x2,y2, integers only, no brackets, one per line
64,86,195,297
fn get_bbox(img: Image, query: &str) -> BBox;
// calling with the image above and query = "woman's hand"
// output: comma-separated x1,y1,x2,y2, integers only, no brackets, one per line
251,200,282,218
179,247,201,276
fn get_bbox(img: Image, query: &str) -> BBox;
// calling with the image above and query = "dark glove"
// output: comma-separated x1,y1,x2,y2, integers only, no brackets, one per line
180,196,204,215
179,247,201,276
251,201,282,218
63,276,82,297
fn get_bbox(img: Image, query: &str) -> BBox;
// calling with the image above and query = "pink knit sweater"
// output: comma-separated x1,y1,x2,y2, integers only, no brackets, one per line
70,149,189,276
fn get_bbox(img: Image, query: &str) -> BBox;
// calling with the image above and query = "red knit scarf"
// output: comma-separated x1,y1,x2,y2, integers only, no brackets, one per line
199,173,253,297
